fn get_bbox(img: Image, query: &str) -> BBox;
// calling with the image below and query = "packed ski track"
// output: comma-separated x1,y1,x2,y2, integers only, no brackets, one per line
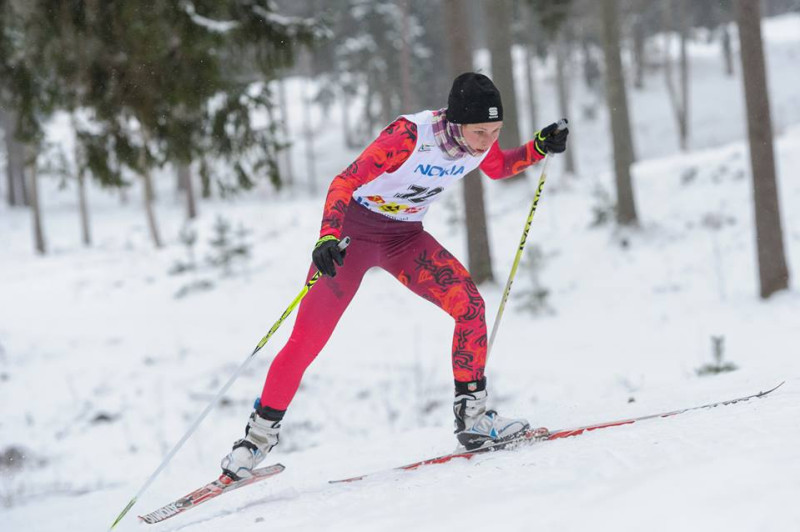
2,14,800,532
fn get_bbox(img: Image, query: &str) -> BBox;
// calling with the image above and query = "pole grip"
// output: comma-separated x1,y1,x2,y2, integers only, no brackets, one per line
556,118,569,131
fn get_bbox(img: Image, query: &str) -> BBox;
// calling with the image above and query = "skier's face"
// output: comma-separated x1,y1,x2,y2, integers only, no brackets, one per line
462,122,503,153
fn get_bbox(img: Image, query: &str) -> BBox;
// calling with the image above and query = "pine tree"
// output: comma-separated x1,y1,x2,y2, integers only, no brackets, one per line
444,0,494,285
600,0,638,225
3,1,323,249
734,0,789,298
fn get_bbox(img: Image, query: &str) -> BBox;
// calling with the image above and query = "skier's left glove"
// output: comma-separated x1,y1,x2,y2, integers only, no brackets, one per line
312,235,346,277
533,120,569,156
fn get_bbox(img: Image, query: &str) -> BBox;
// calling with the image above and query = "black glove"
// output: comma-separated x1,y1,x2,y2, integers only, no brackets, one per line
533,119,570,155
312,235,346,277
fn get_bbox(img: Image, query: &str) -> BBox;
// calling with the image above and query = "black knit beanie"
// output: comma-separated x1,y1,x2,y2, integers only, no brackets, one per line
445,72,503,124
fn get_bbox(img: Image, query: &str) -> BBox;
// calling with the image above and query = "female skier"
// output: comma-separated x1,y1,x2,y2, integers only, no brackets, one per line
221,72,569,479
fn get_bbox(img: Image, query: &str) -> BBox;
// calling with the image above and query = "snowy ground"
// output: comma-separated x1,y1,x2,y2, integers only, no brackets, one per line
1,14,799,532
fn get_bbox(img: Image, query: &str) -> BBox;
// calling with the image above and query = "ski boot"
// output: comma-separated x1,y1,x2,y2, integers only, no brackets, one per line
453,378,529,450
220,401,283,480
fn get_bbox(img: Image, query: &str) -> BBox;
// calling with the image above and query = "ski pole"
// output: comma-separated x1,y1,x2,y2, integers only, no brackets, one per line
109,236,350,530
486,119,567,361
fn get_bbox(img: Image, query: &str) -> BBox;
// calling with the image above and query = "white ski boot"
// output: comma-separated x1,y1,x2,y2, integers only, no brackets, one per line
454,379,529,450
221,404,282,480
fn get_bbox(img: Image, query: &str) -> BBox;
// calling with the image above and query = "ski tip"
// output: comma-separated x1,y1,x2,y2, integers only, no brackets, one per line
762,381,785,395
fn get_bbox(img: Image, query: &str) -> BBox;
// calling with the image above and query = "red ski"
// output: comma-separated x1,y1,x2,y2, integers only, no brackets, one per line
330,382,784,484
139,464,285,524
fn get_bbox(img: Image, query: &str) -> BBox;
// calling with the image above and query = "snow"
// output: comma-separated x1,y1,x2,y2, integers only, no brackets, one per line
1,13,799,532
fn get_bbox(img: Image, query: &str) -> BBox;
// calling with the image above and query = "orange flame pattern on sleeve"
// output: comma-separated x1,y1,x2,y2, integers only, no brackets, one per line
320,119,418,239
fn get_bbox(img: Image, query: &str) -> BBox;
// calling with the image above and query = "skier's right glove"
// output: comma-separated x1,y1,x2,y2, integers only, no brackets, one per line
312,235,346,277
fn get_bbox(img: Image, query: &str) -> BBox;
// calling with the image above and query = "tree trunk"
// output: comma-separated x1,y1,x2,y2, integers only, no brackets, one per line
363,73,376,141
520,4,539,131
278,77,295,185
444,0,494,284
581,37,601,94
1,109,13,206
600,0,638,225
555,36,576,174
175,165,186,192
721,24,734,77
663,0,690,151
303,75,317,195
399,0,414,112
379,77,393,126
140,134,163,249
72,115,92,246
340,85,356,150
77,162,91,247
27,147,46,254
2,109,29,206
632,14,646,89
524,44,538,135
734,0,789,298
484,0,522,152
179,163,197,220
679,3,689,151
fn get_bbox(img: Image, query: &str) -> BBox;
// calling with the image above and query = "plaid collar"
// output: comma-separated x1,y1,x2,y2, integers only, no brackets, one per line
431,108,480,159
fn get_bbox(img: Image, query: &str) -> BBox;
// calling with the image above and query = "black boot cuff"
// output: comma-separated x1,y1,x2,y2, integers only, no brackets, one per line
454,377,487,395
256,402,286,421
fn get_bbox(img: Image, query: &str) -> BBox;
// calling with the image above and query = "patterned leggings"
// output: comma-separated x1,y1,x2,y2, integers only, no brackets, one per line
260,201,487,411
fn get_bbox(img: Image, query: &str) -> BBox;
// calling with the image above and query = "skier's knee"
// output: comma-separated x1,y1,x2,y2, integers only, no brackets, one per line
452,282,485,323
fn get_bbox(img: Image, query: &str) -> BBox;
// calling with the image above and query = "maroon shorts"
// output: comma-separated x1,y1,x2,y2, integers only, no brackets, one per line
260,201,487,410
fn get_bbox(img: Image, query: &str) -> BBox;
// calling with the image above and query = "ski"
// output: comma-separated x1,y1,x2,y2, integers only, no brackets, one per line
330,382,784,484
138,464,285,525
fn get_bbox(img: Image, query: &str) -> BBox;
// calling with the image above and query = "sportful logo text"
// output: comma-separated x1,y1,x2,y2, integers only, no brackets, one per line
488,106,499,119
414,164,466,177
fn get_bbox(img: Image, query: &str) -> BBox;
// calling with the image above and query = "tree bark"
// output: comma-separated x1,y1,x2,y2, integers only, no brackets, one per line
721,24,734,77
179,163,197,220
663,0,690,151
522,1,539,134
600,0,638,225
524,44,538,134
734,0,789,298
27,147,46,254
277,77,295,186
77,160,91,247
444,0,494,284
484,0,522,152
632,14,646,89
1,109,29,206
679,3,689,151
140,132,163,249
399,0,414,112
72,116,92,246
303,76,317,195
555,36,576,174
1,109,13,206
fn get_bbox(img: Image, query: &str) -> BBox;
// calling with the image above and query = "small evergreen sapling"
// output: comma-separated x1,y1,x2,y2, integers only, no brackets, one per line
590,184,616,228
169,225,198,275
517,245,553,315
206,215,251,277
696,335,739,376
